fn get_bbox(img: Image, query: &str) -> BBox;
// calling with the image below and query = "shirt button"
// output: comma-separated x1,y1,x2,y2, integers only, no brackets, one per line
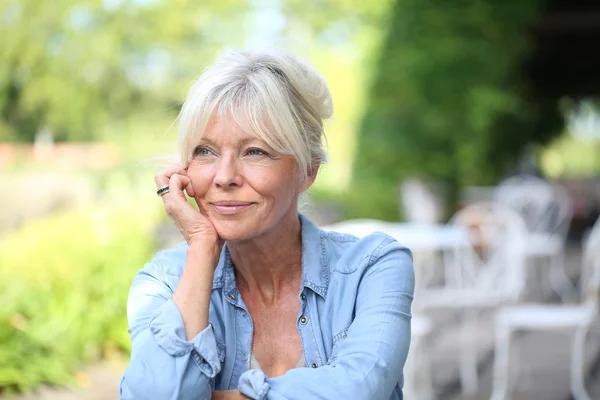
311,363,318,368
300,316,308,325
240,310,247,317
301,294,306,300
227,293,235,301
241,354,248,361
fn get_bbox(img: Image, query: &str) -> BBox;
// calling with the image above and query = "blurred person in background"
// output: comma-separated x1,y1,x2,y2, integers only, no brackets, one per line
119,48,415,400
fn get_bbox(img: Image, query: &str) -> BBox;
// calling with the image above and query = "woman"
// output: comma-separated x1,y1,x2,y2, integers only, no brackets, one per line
120,48,415,400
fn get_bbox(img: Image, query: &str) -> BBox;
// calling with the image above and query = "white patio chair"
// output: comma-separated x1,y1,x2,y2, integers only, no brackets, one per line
400,178,442,224
415,202,529,395
417,202,529,308
491,216,600,400
403,315,435,400
494,174,575,300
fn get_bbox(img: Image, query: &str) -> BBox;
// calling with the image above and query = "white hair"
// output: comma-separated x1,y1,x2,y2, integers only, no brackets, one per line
177,48,333,180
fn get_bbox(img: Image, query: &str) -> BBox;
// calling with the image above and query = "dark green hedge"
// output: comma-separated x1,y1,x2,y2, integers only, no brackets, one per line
351,0,563,220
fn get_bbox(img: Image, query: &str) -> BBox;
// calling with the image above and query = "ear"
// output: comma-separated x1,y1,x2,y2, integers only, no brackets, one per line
299,164,319,192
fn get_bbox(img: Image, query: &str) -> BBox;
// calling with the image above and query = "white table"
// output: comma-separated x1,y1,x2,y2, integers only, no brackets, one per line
321,219,470,252
321,219,470,398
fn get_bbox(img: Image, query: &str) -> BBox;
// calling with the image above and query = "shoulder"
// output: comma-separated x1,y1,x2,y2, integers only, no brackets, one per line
145,242,189,276
318,229,415,308
138,242,229,291
320,229,413,275
134,242,190,291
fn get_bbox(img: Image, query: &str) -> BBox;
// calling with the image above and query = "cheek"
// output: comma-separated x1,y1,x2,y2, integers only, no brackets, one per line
186,167,212,197
246,169,292,197
262,176,300,207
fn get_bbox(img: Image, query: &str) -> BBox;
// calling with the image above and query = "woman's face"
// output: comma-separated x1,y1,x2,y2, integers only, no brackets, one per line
186,117,314,241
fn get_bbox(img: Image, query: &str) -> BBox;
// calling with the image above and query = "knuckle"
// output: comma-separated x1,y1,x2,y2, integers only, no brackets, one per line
165,207,176,218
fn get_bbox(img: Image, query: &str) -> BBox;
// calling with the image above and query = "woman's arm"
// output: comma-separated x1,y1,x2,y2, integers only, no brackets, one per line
172,242,220,340
237,238,415,400
120,243,221,400
121,165,223,399
212,390,252,400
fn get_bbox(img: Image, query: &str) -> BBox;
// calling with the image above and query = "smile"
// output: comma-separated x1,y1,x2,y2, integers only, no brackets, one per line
210,201,255,214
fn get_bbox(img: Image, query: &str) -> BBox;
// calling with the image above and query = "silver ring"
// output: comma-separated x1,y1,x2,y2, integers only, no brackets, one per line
156,185,170,197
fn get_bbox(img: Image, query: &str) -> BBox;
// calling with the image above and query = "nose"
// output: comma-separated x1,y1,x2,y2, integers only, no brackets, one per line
213,156,243,188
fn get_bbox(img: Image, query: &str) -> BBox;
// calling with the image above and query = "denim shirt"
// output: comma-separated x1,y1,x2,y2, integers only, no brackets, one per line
120,215,415,400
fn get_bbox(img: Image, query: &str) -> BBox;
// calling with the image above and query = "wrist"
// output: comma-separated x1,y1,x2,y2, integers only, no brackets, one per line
187,238,222,263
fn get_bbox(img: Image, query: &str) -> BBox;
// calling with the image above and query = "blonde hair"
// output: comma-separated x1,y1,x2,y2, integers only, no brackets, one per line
177,48,332,180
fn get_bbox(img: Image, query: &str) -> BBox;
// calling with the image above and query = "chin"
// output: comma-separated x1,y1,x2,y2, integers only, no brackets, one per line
211,218,261,242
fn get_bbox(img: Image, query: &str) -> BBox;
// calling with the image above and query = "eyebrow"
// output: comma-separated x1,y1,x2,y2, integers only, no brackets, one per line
197,137,262,147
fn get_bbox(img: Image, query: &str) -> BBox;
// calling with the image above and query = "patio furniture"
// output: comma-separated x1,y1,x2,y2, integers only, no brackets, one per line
494,174,575,300
491,216,600,400
320,219,470,252
400,178,442,224
416,202,529,395
403,315,435,400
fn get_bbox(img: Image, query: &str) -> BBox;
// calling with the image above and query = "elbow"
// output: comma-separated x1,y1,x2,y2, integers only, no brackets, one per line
120,368,175,400
120,360,211,400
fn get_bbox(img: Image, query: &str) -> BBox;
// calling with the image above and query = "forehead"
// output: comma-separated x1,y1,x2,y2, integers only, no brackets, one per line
195,119,263,149
194,109,277,148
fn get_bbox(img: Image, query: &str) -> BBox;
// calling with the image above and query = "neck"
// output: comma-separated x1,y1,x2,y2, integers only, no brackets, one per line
227,211,303,305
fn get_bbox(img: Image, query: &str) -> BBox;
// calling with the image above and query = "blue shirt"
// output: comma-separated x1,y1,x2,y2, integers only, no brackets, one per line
120,215,415,399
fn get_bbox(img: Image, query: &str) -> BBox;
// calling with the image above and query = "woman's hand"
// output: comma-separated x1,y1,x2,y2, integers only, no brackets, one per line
155,164,221,248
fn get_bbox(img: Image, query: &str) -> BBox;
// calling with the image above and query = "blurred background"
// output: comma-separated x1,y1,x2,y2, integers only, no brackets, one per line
1,0,600,399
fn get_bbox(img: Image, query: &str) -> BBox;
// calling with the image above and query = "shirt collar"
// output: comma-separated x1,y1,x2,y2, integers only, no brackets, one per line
212,214,329,299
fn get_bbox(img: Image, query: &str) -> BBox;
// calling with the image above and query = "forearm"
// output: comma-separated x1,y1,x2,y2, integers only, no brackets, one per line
122,281,222,400
172,241,221,340
212,390,251,400
121,328,213,400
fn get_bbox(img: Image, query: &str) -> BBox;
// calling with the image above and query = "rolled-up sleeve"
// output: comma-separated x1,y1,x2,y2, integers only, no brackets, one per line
120,260,220,400
238,238,414,400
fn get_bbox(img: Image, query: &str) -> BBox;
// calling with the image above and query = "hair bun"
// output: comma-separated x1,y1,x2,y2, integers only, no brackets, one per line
288,55,333,120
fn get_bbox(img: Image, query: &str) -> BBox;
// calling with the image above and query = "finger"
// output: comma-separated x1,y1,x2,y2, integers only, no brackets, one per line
155,166,188,188
183,177,196,198
156,174,188,204
179,168,195,197
167,174,191,201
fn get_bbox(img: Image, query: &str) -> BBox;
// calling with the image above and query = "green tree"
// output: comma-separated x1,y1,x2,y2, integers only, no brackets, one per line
351,0,564,220
0,0,249,142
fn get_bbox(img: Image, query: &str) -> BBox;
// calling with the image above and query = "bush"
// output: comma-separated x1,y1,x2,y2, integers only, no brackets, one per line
0,204,161,394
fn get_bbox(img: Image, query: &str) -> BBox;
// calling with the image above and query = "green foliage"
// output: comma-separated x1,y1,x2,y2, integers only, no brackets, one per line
0,0,249,142
351,0,564,220
0,204,160,394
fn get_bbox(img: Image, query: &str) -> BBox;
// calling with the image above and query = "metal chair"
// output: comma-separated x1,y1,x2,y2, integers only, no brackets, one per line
403,315,435,400
416,202,529,395
494,174,575,300
491,216,600,400
399,178,442,224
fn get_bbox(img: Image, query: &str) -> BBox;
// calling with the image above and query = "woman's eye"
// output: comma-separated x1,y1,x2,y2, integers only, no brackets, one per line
245,147,267,157
193,146,212,157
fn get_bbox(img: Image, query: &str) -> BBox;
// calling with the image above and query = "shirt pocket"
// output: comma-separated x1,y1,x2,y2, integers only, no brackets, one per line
327,328,348,364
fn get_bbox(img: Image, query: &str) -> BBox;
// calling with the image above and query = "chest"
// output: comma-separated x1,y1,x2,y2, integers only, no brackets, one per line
243,293,303,376
210,280,359,388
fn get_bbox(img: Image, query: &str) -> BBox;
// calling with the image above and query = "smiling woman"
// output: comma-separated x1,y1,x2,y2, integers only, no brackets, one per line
120,48,415,400
186,118,307,242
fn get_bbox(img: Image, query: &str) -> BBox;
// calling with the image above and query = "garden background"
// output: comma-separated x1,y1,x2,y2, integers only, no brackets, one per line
1,0,599,397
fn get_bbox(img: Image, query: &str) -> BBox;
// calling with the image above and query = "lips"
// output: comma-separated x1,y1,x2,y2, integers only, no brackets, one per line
210,201,255,214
